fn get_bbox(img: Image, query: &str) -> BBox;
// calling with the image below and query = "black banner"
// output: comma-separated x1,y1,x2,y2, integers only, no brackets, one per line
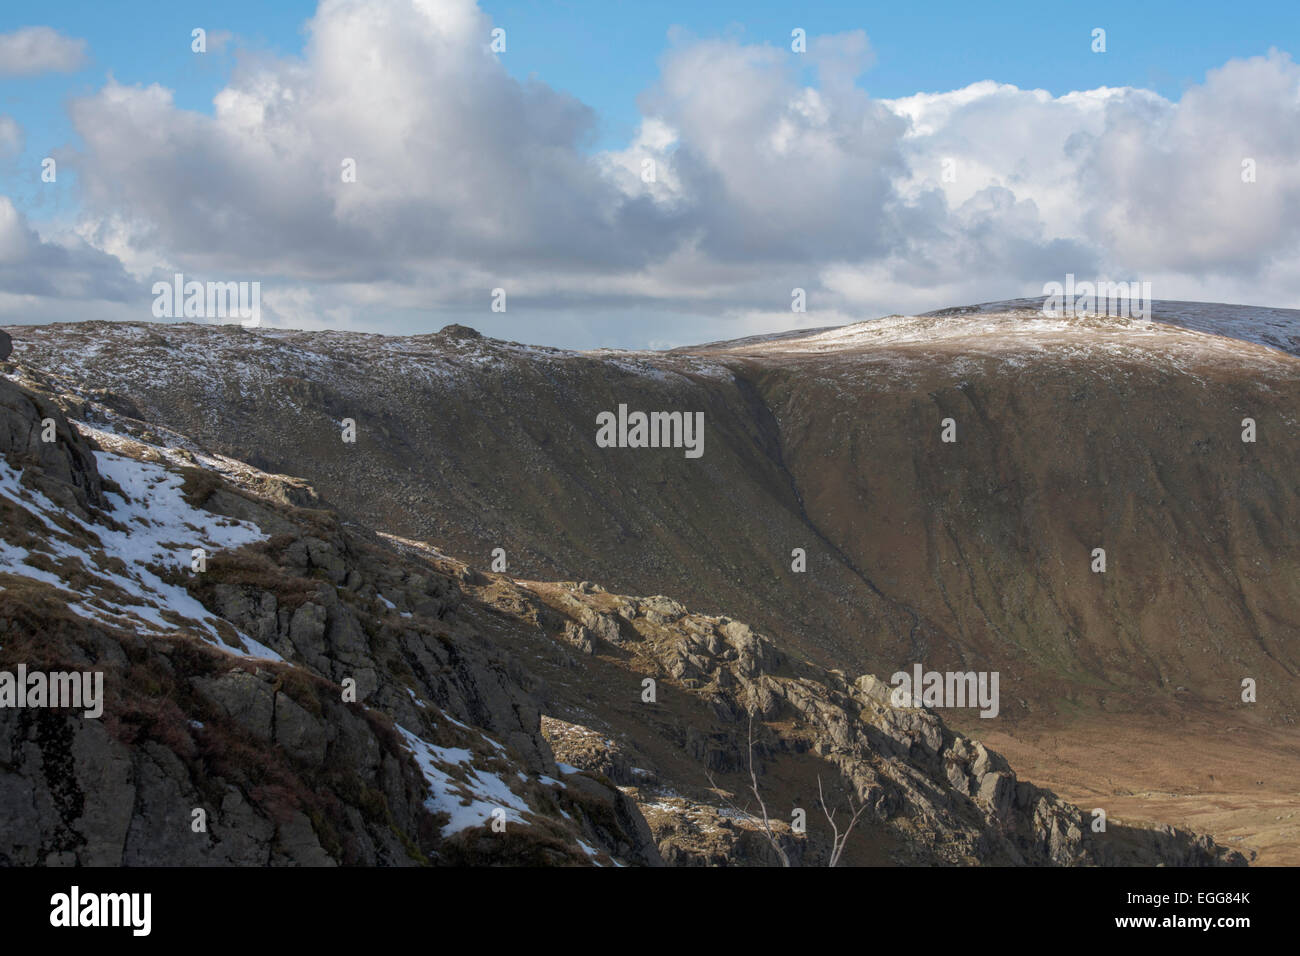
0,864,1283,943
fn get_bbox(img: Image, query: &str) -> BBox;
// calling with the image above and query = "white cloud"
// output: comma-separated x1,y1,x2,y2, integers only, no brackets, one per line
0,197,139,306
2,2,1297,346
0,26,88,76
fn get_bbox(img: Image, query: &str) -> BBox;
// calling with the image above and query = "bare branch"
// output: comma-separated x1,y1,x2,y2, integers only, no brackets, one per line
817,773,870,867
704,768,756,821
702,709,790,866
744,712,790,867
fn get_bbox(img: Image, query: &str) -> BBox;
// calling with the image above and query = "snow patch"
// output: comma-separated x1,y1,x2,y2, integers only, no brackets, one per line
397,725,532,837
0,450,279,660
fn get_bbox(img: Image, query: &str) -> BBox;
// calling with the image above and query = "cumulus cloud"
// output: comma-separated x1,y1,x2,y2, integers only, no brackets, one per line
0,27,88,75
0,197,140,312
4,1,1298,345
1078,53,1300,275
871,54,1300,303
638,31,908,265
68,0,672,288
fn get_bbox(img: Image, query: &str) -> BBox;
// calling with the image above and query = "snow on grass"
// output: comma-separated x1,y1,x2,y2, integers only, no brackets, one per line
442,713,506,752
75,421,315,506
701,300,1300,382
0,539,72,589
0,451,280,660
397,725,532,836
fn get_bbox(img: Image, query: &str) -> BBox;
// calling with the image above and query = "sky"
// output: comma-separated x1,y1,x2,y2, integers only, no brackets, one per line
1,0,1298,349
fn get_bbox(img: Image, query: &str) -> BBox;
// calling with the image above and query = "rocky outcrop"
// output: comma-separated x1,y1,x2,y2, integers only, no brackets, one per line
0,377,105,518
0,379,662,866
522,583,1248,867
637,792,803,867
0,628,436,866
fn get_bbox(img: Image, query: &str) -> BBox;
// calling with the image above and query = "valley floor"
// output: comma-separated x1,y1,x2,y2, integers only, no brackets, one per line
965,711,1300,865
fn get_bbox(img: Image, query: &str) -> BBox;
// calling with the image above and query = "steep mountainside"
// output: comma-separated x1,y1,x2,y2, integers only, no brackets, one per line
6,304,1297,723
2,299,1296,864
686,305,1300,724
0,372,1244,865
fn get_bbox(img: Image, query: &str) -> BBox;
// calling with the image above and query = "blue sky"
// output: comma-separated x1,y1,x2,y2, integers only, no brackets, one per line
2,0,1299,347
8,0,1295,156
484,0,1299,147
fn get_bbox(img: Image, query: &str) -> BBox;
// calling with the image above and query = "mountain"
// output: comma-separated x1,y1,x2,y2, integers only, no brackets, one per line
3,298,1296,865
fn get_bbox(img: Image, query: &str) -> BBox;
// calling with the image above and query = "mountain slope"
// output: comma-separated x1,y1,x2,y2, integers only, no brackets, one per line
7,305,1296,721
0,374,1245,865
2,299,1296,862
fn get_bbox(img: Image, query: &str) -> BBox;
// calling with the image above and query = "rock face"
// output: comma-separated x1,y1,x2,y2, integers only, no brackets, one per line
522,582,1246,866
0,330,11,361
1,637,433,866
0,378,105,518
